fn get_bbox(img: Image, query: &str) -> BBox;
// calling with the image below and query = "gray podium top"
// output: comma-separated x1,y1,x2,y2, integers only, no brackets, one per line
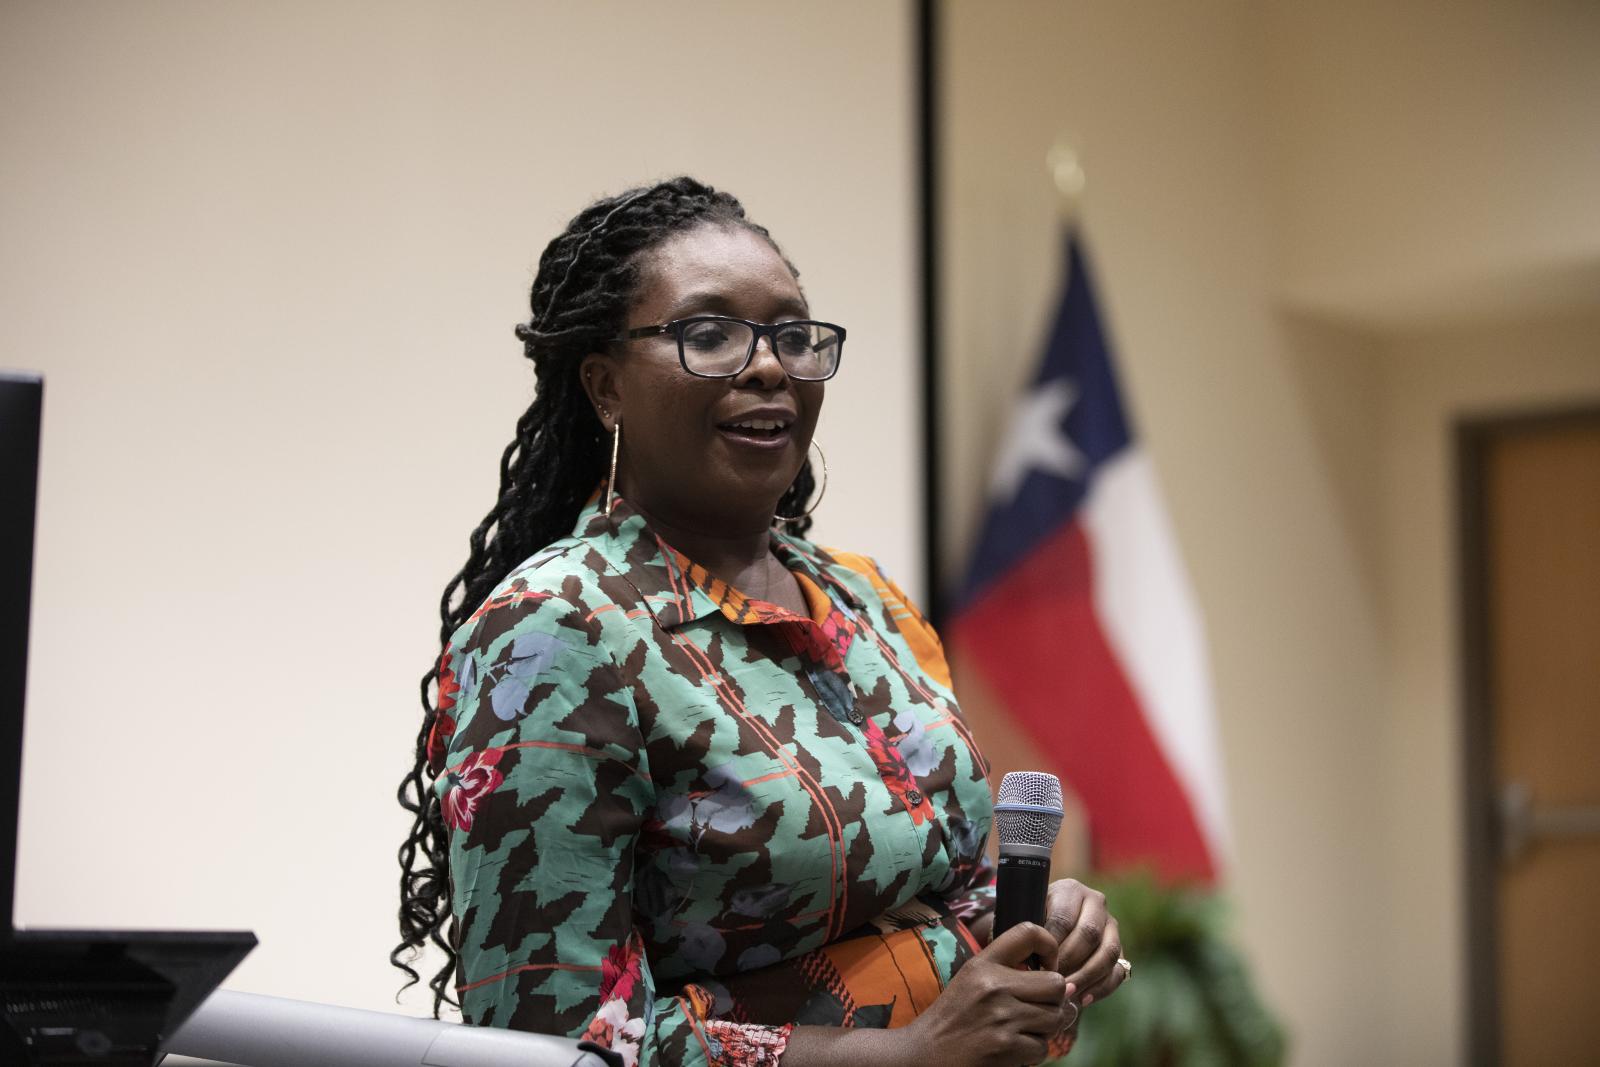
161,990,611,1067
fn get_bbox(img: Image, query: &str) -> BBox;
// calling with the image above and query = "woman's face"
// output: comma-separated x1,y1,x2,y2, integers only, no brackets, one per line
586,222,825,534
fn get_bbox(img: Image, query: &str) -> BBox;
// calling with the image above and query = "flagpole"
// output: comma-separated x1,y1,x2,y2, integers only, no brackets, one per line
1046,139,1086,228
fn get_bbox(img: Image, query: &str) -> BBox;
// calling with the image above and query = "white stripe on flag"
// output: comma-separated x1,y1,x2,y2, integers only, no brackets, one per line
1082,450,1231,868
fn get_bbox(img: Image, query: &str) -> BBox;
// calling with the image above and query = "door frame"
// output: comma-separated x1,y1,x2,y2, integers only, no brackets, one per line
1456,403,1600,1066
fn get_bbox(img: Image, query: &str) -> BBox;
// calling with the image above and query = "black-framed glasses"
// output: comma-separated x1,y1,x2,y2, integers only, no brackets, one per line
621,316,846,381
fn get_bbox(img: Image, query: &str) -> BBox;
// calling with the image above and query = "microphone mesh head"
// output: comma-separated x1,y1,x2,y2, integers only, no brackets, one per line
995,771,1064,849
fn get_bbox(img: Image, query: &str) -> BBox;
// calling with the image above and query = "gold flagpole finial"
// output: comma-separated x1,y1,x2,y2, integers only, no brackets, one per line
1046,140,1085,223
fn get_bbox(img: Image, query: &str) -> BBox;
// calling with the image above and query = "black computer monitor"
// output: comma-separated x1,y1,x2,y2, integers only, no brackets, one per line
0,373,42,939
0,376,255,1065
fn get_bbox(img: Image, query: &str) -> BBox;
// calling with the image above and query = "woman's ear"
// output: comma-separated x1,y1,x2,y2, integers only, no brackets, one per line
579,353,622,432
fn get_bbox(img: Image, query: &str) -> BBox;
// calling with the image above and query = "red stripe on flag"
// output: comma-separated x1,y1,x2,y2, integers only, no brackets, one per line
952,519,1215,883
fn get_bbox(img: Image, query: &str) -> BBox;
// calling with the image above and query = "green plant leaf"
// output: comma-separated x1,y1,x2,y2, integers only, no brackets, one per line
1058,871,1288,1067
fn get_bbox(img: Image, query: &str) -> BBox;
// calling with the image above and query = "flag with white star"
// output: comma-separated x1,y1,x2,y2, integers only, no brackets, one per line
951,233,1228,884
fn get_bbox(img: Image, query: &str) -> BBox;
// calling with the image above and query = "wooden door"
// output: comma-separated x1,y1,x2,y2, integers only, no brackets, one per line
1462,410,1600,1065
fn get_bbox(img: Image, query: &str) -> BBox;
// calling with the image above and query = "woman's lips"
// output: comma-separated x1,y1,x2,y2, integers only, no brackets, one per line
716,424,793,450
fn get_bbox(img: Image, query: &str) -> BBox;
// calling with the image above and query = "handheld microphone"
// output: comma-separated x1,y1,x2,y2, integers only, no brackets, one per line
992,771,1064,940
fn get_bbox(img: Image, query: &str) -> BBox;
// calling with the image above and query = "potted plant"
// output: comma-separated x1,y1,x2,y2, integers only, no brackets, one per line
1066,872,1286,1067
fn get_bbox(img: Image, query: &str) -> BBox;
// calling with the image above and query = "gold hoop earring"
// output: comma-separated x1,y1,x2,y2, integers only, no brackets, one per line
605,422,621,518
777,439,827,524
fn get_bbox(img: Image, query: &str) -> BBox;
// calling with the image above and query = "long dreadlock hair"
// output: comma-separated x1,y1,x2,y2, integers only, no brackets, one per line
393,177,817,1015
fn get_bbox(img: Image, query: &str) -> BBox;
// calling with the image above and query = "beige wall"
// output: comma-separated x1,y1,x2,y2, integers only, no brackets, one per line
0,0,916,1014
942,1,1600,1064
1260,0,1600,327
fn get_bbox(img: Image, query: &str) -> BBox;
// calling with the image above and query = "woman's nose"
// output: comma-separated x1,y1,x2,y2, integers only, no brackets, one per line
739,336,789,388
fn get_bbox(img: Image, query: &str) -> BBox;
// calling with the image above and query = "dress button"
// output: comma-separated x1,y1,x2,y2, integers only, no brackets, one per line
848,710,864,726
906,790,924,806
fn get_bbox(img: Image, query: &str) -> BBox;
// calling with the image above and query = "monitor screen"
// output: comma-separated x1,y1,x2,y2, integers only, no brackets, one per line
0,373,42,937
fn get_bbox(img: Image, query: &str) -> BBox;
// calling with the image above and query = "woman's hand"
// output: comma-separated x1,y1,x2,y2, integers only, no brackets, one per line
1043,878,1128,1007
897,922,1071,1067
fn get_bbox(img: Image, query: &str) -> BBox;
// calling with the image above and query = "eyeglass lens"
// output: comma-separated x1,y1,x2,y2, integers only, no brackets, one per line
679,319,841,380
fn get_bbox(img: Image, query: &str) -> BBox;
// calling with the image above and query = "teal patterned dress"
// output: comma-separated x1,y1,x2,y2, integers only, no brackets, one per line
428,497,1002,1067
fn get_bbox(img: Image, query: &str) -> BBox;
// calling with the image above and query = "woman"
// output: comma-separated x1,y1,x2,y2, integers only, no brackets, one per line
395,177,1128,1067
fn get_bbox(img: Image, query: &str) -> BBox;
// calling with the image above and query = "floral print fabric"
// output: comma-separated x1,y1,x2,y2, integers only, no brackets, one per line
433,497,998,1067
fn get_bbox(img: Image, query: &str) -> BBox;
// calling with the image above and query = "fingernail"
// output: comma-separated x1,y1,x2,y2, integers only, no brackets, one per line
1082,994,1095,1006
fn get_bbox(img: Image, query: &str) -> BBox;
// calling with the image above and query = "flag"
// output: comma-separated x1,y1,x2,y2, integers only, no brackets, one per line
949,232,1228,883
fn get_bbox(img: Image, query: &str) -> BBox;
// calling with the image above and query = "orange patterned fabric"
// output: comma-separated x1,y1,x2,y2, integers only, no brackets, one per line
826,550,955,691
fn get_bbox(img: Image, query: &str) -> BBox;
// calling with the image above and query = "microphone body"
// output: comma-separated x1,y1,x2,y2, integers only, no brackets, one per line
993,852,1053,937
992,772,1064,941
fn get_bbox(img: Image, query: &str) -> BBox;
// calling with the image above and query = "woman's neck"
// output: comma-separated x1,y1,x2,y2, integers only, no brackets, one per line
626,498,774,575
625,498,801,610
